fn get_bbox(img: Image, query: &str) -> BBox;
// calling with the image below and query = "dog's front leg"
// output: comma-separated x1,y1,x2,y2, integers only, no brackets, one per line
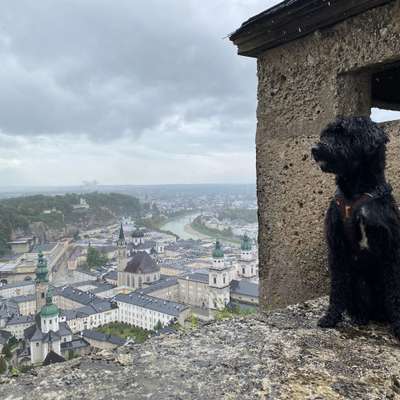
318,260,349,328
319,205,349,328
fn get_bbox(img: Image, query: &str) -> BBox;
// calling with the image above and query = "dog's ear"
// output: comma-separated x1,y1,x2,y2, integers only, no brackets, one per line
365,122,389,155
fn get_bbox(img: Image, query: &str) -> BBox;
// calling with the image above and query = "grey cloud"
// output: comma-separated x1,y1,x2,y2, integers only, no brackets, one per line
0,0,279,144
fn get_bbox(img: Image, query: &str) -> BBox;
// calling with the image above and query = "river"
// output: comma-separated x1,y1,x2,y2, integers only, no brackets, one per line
160,213,208,240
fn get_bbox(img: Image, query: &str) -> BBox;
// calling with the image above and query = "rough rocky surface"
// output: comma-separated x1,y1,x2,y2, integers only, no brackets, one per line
251,0,400,309
2,298,400,399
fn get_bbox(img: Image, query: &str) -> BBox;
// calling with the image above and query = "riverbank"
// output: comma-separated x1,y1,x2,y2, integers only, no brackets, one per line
160,213,204,240
160,212,241,245
189,221,240,245
183,222,210,240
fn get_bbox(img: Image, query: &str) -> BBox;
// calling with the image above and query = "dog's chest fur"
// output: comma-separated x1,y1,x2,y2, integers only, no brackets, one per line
358,215,369,250
334,195,372,255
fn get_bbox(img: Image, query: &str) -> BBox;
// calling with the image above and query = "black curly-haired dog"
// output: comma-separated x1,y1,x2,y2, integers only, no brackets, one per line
312,116,400,338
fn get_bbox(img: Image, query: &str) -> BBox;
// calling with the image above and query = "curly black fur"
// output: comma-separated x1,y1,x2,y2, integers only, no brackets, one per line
312,116,400,339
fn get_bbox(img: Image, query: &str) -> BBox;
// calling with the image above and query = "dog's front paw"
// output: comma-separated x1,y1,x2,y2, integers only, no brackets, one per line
392,324,400,340
351,316,369,326
318,313,341,328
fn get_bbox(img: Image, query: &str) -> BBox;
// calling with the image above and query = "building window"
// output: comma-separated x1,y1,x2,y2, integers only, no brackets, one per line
242,268,245,274
223,275,226,284
213,276,217,285
41,292,45,298
36,342,39,347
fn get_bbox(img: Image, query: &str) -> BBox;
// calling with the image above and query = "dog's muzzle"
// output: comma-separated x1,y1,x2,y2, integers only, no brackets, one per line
311,144,322,161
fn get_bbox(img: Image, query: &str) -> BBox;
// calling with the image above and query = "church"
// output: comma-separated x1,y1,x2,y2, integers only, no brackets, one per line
23,252,73,364
116,225,161,289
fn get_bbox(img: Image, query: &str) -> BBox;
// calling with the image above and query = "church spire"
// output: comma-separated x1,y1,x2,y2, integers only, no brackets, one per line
35,251,49,313
36,251,49,283
117,223,126,246
117,223,128,273
119,223,125,241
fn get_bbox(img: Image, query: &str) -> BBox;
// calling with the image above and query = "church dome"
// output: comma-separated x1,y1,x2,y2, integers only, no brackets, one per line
212,240,224,258
40,288,59,318
40,303,59,318
125,251,159,274
132,229,144,238
241,234,252,251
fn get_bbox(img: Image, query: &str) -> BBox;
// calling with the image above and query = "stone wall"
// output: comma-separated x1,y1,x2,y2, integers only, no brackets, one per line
256,1,400,309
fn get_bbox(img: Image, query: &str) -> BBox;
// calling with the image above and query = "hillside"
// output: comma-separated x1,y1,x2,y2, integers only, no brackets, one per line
0,192,143,255
0,298,399,399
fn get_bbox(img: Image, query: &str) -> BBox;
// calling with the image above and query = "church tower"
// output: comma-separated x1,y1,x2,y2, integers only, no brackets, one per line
40,288,60,334
35,251,49,313
208,240,230,310
117,224,127,287
239,234,257,279
117,223,127,272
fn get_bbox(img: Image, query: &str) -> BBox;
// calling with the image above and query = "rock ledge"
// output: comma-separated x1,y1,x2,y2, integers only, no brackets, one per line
1,297,400,400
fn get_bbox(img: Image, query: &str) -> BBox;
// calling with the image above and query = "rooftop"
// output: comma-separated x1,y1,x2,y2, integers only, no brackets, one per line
230,279,259,298
115,292,188,317
55,286,100,306
137,277,178,295
32,242,58,254
80,329,125,346
7,314,34,325
230,0,395,57
10,294,36,303
124,252,159,274
179,272,209,284
0,281,35,290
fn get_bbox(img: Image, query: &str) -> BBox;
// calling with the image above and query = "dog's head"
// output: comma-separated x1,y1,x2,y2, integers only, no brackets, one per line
311,116,389,175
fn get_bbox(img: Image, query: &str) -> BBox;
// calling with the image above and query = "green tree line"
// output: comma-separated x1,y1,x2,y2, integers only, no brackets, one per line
0,192,143,256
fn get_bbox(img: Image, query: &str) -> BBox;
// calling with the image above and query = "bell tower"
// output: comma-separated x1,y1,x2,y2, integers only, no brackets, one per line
239,234,257,279
35,251,49,313
117,223,127,272
208,240,230,310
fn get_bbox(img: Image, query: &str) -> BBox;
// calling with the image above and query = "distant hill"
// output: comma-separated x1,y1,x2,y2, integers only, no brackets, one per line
0,192,143,256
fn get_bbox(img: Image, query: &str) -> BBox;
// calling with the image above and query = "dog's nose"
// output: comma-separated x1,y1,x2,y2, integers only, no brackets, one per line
311,144,320,158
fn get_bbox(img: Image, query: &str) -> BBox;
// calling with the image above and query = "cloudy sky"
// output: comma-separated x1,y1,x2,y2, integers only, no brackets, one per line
0,1,398,187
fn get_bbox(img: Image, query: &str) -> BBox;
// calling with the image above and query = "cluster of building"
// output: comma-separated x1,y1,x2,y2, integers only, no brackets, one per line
114,225,258,312
0,237,69,285
0,222,258,367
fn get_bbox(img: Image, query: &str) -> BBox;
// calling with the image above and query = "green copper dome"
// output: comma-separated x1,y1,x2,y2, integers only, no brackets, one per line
212,240,224,258
40,288,59,318
241,234,252,251
36,251,49,283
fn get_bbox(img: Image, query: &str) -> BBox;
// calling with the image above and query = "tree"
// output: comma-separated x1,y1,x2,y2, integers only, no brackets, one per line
0,357,6,374
86,247,108,268
154,320,163,331
8,336,18,347
2,344,11,359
